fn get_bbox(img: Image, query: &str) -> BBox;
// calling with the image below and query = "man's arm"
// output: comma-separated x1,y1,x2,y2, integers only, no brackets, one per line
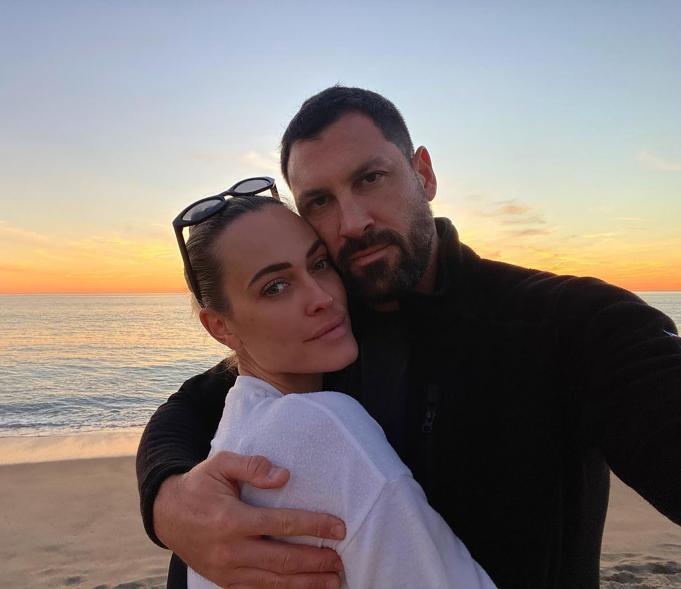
556,279,681,523
136,361,346,588
136,361,233,546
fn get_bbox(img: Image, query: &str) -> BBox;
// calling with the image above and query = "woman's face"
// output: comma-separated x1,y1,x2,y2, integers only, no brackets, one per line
214,205,358,377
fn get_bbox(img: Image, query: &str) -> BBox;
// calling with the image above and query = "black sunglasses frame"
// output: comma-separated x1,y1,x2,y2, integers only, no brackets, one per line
173,176,279,307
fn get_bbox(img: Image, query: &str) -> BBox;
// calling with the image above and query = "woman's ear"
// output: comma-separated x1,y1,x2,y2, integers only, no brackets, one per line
411,146,437,202
199,307,243,351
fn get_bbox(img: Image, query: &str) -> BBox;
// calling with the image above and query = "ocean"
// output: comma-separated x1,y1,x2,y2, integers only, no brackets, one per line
1,292,680,438
0,294,225,437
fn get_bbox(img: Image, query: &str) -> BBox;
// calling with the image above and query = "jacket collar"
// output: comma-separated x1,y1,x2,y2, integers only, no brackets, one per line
398,217,478,311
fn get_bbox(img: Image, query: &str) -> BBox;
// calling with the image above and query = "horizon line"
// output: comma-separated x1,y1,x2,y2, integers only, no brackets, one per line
2,289,681,296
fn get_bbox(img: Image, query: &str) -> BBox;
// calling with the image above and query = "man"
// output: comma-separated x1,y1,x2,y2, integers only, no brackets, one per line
137,86,681,588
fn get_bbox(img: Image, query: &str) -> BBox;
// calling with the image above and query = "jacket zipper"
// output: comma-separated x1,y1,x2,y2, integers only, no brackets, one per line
421,384,439,492
422,384,439,433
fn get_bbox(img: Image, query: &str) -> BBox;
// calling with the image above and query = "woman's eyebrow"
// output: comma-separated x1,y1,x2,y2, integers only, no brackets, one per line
307,239,323,258
248,262,291,287
247,241,323,287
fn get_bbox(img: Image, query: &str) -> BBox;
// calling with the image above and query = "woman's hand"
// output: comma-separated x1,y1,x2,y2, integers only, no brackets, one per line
153,451,346,588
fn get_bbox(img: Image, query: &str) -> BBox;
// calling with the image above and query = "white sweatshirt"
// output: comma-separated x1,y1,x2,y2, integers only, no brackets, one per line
188,375,497,589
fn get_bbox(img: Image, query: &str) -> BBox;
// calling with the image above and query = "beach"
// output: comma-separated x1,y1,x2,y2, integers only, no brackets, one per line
1,448,680,589
601,478,681,588
1,293,679,587
1,455,168,589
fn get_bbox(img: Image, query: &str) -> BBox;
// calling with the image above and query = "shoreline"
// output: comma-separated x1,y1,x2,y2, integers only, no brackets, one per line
0,427,144,465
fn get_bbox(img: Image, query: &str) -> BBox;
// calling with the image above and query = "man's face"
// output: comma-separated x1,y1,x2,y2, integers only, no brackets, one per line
288,113,437,304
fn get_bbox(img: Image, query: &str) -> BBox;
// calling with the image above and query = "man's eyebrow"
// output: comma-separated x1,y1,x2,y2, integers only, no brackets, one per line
349,156,390,181
296,157,391,205
297,186,331,206
248,262,291,287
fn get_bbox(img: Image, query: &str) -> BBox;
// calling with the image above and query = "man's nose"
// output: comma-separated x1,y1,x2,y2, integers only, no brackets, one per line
305,278,334,315
338,197,373,239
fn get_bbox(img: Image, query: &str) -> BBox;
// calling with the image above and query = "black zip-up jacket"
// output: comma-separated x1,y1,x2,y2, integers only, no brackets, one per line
137,218,681,588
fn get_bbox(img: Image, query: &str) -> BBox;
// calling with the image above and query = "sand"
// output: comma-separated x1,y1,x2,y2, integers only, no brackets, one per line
601,477,681,588
0,451,679,588
0,456,168,589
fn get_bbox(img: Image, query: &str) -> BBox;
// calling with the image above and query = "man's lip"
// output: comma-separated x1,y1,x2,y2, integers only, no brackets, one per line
349,244,390,262
305,316,347,342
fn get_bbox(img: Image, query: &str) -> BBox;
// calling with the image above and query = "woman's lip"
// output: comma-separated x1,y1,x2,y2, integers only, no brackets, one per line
305,316,347,342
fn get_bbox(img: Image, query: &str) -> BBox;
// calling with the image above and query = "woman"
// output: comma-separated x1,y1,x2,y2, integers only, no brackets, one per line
174,177,496,589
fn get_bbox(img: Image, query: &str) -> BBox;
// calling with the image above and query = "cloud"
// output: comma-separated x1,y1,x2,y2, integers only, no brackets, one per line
0,263,28,272
191,148,280,175
238,150,280,174
191,151,231,164
506,227,553,238
637,151,681,172
499,214,546,226
62,233,176,264
494,202,532,216
578,232,619,240
0,220,48,243
463,194,552,234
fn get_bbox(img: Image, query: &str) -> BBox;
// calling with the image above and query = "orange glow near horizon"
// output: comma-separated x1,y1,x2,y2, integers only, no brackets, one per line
2,224,680,294
0,229,187,294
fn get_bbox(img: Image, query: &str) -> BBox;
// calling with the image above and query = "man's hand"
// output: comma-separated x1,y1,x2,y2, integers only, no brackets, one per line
154,451,346,588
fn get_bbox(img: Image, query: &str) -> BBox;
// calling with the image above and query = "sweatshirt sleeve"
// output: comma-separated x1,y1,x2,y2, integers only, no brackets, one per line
556,278,681,524
340,476,497,589
225,391,496,589
135,361,236,547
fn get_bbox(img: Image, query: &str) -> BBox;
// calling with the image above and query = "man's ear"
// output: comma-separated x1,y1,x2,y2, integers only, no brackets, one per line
199,307,243,351
411,146,437,202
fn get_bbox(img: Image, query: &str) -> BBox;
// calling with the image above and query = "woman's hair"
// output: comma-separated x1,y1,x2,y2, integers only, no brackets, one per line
185,195,286,313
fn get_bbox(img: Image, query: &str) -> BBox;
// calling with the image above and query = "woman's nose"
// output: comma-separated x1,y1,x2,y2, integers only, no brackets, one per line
305,279,334,315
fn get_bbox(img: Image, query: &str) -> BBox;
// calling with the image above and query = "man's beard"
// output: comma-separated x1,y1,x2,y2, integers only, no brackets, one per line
335,195,435,305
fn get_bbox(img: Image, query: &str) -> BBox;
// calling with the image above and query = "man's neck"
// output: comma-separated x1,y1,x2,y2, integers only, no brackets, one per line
415,233,440,294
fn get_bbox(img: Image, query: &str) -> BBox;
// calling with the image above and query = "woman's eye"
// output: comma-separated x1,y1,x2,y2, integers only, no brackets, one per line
312,258,330,272
262,280,288,296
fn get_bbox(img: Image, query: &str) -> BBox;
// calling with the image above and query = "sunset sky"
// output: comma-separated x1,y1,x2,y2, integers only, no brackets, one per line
1,1,680,294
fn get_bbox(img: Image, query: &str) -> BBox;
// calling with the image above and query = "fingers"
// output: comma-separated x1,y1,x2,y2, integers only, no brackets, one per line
240,538,343,574
210,451,290,489
239,505,346,540
225,568,342,589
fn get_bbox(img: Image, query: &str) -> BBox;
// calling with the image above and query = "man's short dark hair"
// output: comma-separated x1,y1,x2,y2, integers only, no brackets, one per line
280,86,415,184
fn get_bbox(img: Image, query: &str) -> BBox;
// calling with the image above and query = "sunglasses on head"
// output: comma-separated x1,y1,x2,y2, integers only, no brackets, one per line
172,176,279,307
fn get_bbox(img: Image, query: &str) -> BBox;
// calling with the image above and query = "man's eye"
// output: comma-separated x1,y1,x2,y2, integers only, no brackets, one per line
310,195,329,208
363,172,383,184
262,280,288,296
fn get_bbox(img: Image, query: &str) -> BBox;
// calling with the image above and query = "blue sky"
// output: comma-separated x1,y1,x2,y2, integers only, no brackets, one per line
1,1,680,292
